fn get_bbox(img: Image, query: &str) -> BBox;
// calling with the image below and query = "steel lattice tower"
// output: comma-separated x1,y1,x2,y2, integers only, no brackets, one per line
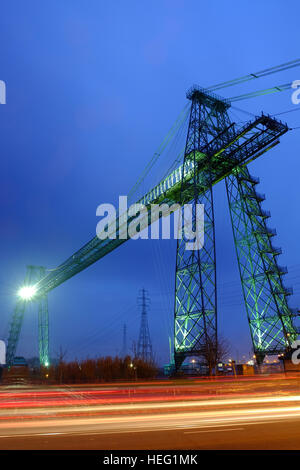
226,166,297,363
174,86,298,369
6,265,50,367
137,289,153,362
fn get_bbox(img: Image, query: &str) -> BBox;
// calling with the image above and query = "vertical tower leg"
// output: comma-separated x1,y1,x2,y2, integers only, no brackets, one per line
38,294,49,367
6,265,50,368
36,266,50,367
174,188,217,371
225,166,297,361
174,89,221,372
6,301,27,367
6,267,33,367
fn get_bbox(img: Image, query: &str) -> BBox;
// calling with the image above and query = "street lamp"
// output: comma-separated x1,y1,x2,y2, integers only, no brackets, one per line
129,362,137,380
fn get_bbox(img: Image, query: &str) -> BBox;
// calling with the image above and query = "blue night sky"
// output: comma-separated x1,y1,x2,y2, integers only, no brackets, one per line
0,0,300,365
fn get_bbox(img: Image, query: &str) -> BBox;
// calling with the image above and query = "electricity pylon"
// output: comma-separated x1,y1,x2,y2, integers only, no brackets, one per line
174,86,297,369
137,289,153,362
7,265,49,367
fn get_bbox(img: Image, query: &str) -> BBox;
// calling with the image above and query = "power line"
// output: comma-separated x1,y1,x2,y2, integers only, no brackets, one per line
206,59,300,92
229,82,292,102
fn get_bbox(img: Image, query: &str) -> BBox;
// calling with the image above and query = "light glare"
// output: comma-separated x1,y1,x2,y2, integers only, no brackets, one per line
18,285,37,300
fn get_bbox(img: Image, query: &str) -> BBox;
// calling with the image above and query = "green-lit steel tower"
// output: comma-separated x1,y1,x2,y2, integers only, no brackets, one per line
174,85,298,369
6,265,50,367
174,87,220,370
226,166,297,363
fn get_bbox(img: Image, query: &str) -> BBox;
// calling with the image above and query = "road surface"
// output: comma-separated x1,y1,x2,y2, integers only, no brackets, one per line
0,375,299,449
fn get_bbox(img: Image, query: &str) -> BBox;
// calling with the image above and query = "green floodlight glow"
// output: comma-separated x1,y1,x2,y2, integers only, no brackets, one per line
18,285,37,300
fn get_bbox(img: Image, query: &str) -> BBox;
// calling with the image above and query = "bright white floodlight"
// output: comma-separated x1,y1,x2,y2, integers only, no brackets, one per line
18,285,37,300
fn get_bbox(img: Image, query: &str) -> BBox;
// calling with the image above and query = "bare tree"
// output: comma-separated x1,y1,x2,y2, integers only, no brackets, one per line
200,335,231,376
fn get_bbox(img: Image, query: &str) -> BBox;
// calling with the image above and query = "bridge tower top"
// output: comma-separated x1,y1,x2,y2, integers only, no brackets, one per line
186,84,231,111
